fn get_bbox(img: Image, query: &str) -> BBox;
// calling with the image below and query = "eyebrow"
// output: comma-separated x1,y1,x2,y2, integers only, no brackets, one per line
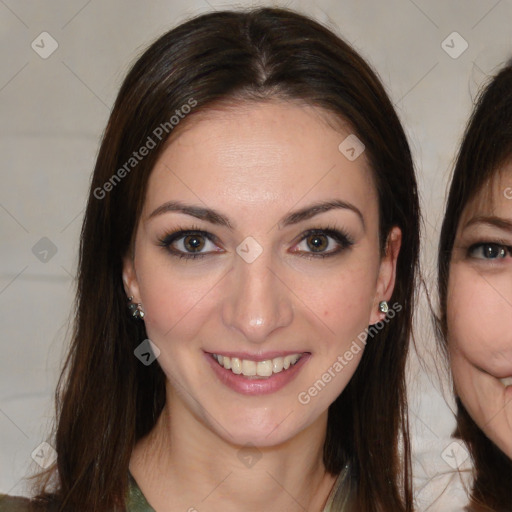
279,200,365,229
147,200,233,228
463,215,512,232
147,199,365,229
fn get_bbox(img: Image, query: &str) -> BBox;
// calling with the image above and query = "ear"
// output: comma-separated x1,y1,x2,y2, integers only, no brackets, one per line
369,226,402,324
122,251,141,303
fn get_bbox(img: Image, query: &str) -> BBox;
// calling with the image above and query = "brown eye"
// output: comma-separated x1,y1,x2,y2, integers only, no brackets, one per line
306,234,329,252
158,230,221,259
291,228,354,258
183,234,205,252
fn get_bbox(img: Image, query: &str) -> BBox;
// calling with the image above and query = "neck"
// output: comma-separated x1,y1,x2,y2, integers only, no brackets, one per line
129,389,338,512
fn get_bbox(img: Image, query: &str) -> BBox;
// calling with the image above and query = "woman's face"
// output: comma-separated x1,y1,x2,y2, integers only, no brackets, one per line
123,101,400,447
447,165,512,459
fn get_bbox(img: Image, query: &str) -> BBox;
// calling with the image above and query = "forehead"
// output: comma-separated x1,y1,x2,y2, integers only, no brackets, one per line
144,101,377,221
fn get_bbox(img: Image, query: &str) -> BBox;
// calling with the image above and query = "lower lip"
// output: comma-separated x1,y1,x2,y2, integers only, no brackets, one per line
205,352,310,395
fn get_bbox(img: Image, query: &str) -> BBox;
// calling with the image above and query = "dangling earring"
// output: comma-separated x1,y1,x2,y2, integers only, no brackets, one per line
127,296,145,319
378,300,389,313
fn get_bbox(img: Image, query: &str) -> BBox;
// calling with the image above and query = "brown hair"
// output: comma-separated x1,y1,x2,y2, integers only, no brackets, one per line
27,7,419,511
437,63,512,511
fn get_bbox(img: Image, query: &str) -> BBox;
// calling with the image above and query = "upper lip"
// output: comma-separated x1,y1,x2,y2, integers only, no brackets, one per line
205,350,309,362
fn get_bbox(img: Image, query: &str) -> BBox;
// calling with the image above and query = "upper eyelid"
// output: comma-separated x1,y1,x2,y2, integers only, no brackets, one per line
459,236,511,249
461,230,512,243
161,228,218,242
467,240,512,250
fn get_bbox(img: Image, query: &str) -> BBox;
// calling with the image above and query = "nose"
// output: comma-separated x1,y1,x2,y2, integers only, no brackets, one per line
221,253,294,344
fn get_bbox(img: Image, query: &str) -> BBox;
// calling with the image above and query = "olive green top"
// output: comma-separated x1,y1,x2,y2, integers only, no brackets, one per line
0,466,353,511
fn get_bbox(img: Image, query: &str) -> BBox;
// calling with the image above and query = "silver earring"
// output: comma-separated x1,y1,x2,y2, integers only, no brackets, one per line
127,296,145,319
378,300,389,313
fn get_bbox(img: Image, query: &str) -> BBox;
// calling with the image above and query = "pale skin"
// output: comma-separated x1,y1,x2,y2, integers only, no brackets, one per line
448,165,512,460
123,101,401,512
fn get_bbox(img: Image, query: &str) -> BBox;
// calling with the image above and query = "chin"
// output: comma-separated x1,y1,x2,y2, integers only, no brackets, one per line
212,409,313,449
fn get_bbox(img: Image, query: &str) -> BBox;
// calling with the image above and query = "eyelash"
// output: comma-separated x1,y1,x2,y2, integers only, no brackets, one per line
467,240,512,260
292,226,354,259
157,224,218,260
157,224,354,260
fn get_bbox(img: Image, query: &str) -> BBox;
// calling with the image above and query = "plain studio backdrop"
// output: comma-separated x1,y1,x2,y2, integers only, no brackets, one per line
1,1,511,510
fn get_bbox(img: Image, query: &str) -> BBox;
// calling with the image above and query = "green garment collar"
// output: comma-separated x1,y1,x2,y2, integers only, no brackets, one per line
126,465,352,512
127,471,155,511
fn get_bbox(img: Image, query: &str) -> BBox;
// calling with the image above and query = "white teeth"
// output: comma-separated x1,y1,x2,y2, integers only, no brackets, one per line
257,360,273,377
242,359,256,376
213,353,302,378
231,357,242,375
273,357,284,373
500,377,512,387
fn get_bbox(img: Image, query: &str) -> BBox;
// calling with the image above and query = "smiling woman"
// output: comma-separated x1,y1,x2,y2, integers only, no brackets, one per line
0,7,419,512
438,62,512,511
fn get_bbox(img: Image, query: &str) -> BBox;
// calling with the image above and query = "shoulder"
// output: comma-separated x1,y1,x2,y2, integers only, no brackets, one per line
0,493,32,512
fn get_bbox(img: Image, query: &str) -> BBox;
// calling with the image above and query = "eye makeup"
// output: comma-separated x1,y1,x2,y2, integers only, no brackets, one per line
156,224,355,261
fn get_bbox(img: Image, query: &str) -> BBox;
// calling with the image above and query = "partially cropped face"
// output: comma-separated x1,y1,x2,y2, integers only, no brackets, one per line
447,164,512,459
123,100,400,447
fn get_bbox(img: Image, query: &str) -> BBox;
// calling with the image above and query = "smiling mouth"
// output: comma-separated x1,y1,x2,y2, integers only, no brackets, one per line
500,377,512,387
211,353,304,378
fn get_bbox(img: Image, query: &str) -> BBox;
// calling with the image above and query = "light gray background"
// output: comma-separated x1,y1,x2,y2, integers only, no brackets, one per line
1,1,511,510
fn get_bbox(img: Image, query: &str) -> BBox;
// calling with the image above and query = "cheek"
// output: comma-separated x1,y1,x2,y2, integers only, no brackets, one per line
294,253,379,344
321,271,374,321
136,256,224,342
137,240,380,356
447,263,512,367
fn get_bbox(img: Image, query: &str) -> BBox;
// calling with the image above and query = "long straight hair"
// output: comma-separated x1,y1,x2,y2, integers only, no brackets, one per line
28,8,419,511
437,63,512,511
